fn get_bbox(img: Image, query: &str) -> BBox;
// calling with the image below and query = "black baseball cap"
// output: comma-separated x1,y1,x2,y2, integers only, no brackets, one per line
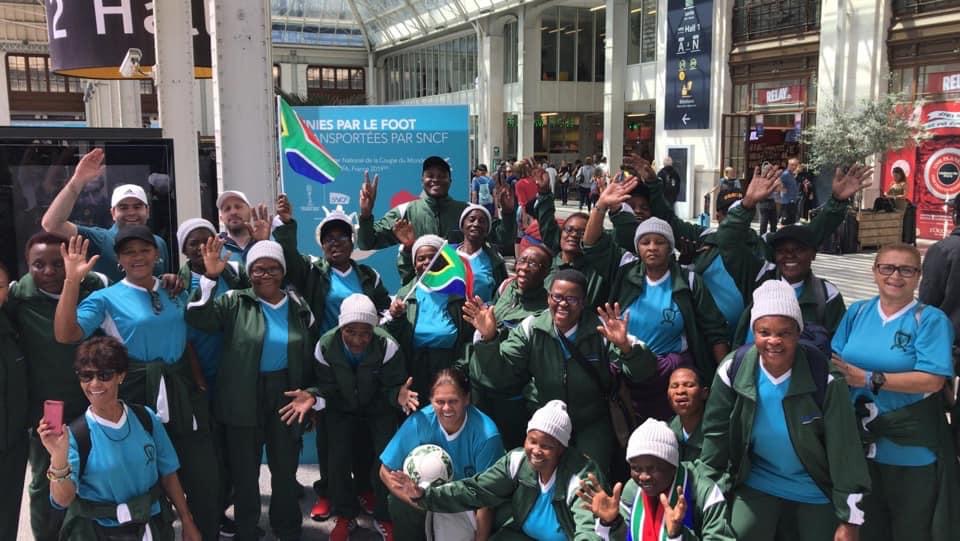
422,156,451,174
114,224,157,251
768,225,816,250
716,187,745,212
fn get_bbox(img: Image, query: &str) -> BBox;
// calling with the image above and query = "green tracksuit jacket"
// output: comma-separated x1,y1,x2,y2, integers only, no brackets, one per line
732,272,846,347
185,284,316,427
0,311,26,452
465,243,509,302
493,279,548,326
357,194,516,284
598,465,733,541
312,326,406,416
6,273,106,424
669,416,704,463
421,447,605,540
469,310,656,437
607,260,729,380
386,281,472,362
176,260,248,292
699,346,871,524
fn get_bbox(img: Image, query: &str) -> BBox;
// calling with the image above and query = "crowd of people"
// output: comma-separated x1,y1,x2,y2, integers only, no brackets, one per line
1,146,959,541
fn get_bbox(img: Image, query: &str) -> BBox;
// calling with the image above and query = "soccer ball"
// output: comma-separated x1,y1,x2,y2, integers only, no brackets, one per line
403,444,454,489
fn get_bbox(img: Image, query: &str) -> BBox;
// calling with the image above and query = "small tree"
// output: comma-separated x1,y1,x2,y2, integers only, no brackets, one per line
802,93,927,171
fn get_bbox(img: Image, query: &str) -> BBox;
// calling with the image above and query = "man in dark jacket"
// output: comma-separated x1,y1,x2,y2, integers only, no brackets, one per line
920,200,960,345
657,156,681,205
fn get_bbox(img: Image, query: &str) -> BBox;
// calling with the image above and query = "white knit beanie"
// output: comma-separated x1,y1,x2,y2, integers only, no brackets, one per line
459,204,492,234
633,217,675,253
176,218,216,252
411,234,445,259
527,400,572,447
626,418,679,466
750,279,804,332
338,293,378,328
245,240,286,275
315,210,355,248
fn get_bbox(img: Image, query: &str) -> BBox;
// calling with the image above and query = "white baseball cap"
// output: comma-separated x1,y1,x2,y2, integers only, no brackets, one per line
110,184,149,208
216,190,251,209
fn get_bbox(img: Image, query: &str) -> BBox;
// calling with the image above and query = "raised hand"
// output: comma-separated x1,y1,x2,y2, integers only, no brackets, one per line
596,175,639,212
159,274,185,297
276,193,293,224
832,164,874,201
578,473,621,525
597,302,632,353
660,485,688,538
389,298,406,320
60,235,99,283
621,153,658,184
526,158,551,194
279,389,317,425
397,377,420,415
462,295,497,341
359,170,379,217
393,219,416,251
200,236,229,279
69,148,106,187
37,419,69,465
496,183,516,215
250,203,273,241
742,164,783,209
386,470,425,504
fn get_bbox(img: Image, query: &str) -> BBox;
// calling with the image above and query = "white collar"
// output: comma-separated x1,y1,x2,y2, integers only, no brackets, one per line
758,358,792,385
259,295,289,310
555,324,578,339
39,288,61,299
87,404,128,429
646,270,671,287
457,245,484,258
331,265,354,278
539,471,557,492
442,411,469,442
120,277,159,292
877,298,918,325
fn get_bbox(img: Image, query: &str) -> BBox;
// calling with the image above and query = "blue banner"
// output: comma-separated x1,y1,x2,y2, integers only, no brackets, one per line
281,104,469,293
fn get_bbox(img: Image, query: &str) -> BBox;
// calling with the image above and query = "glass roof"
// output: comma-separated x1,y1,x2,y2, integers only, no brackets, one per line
271,0,528,50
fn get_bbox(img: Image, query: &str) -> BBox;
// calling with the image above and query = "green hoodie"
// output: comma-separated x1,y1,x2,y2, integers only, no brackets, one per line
357,194,516,284
421,447,605,540
185,283,316,427
6,272,106,424
699,346,871,525
312,326,406,416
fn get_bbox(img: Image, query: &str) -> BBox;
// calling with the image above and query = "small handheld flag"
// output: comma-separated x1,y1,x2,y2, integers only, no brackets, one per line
413,242,474,299
278,98,341,184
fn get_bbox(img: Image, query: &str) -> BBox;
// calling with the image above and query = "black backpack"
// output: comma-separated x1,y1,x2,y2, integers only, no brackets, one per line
69,402,154,478
727,342,831,408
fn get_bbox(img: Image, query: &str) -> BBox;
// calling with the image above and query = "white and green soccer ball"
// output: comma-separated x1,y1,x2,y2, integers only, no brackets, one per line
403,444,454,489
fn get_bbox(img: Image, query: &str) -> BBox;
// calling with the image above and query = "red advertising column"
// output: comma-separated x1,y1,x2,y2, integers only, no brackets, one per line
916,100,960,240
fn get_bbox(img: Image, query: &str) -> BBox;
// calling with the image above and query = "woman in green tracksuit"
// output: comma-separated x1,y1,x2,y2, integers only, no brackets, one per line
386,234,473,399
464,244,552,449
699,280,870,541
467,268,656,475
456,204,509,303
0,262,28,540
5,232,106,541
588,213,729,421
579,418,733,541
283,294,414,540
185,238,316,541
387,400,606,540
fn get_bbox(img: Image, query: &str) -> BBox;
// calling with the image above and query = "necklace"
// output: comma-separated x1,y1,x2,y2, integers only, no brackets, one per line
97,405,132,442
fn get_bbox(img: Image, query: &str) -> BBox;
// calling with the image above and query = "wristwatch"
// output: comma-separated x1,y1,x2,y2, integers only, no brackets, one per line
870,372,887,394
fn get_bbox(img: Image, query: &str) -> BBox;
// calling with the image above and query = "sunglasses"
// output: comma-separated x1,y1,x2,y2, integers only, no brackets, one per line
76,369,117,383
147,289,163,315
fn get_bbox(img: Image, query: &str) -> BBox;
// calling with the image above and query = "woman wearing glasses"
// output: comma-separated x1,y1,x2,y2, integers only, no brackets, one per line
37,336,201,540
467,268,656,475
831,244,959,541
463,244,552,448
52,226,221,539
185,238,316,541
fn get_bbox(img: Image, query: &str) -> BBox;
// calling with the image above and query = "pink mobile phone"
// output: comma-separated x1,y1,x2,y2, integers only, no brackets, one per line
43,400,65,435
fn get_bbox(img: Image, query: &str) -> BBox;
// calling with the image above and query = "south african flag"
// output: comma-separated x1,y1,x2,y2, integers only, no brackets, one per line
419,243,474,298
278,97,341,184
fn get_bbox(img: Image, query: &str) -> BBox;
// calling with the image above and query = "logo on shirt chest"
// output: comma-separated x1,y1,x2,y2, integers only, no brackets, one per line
661,307,680,325
144,444,156,466
464,466,476,477
891,331,913,351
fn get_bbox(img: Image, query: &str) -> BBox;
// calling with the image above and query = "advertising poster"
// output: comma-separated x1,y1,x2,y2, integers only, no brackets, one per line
281,104,469,293
664,0,713,130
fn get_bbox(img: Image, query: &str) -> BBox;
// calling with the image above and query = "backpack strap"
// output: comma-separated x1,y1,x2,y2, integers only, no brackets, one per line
127,403,154,436
725,344,753,385
70,403,154,478
727,343,829,408
810,276,827,323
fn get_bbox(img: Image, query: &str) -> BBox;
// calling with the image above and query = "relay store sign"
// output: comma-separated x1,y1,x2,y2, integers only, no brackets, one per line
282,105,469,293
756,85,804,106
46,0,211,79
928,72,960,94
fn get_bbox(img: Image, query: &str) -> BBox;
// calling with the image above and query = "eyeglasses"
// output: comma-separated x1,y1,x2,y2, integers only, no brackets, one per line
550,293,582,306
516,257,543,271
250,266,283,278
322,234,352,245
875,264,919,278
561,226,585,237
147,289,163,315
76,369,117,383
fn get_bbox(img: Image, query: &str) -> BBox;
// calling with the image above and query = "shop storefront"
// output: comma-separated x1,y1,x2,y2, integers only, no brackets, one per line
532,112,603,164
722,51,818,179
624,113,655,161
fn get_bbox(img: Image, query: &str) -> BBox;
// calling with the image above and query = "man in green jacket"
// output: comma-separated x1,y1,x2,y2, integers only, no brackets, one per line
357,156,516,283
667,367,708,463
579,418,733,541
467,269,656,475
0,262,28,540
387,400,607,540
5,232,106,541
699,280,870,541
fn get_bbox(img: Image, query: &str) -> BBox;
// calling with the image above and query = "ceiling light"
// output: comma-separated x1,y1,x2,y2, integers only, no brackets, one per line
590,5,606,11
